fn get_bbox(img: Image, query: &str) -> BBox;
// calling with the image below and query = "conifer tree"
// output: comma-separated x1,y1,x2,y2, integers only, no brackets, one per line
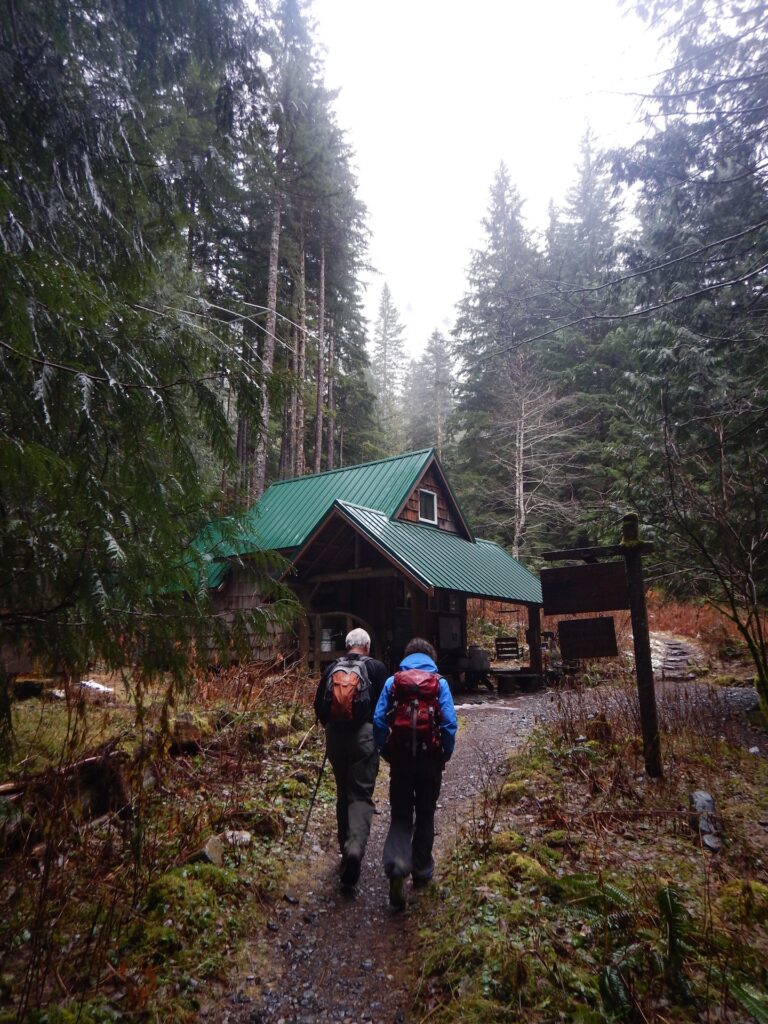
608,0,768,717
452,165,548,544
370,283,408,454
404,331,454,458
538,129,624,547
0,0,294,727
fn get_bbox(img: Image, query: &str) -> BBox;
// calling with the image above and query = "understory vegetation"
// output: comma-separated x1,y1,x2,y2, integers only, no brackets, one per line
417,682,768,1023
0,605,766,1021
0,666,331,1023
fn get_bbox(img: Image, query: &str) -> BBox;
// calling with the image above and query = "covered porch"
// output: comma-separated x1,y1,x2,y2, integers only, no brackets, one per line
286,501,543,687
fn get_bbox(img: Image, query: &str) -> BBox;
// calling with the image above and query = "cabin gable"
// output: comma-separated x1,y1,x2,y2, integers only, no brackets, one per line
395,460,472,540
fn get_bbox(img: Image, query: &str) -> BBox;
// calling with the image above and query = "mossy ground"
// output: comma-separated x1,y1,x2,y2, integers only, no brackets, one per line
0,669,331,1023
3,665,766,1023
417,701,768,1023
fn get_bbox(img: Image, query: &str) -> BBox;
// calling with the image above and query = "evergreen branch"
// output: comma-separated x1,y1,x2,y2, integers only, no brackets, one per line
552,218,768,299
0,339,222,392
496,258,768,357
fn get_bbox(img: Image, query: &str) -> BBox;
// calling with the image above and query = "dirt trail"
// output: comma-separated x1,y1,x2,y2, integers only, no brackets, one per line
207,689,555,1024
204,638,764,1024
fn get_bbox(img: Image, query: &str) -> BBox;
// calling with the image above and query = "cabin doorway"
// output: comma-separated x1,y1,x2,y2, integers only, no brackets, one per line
307,610,378,674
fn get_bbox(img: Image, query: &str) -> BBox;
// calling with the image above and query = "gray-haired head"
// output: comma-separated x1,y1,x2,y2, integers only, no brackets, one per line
345,627,371,652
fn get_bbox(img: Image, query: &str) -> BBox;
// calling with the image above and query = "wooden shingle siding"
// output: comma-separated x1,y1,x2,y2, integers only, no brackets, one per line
210,563,290,662
397,467,459,533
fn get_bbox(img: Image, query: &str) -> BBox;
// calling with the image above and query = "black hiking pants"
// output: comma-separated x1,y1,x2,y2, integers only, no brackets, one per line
383,750,443,883
325,721,379,863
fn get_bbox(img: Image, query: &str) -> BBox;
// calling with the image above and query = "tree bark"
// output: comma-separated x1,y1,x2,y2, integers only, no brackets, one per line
326,320,335,470
236,412,248,493
313,243,326,475
512,400,526,560
294,216,307,476
252,195,281,499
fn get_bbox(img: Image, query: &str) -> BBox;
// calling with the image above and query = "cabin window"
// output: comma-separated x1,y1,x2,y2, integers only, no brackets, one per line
418,489,437,524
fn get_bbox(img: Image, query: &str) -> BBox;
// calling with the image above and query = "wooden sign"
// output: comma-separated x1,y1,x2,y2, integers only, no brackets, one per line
558,617,618,660
540,561,629,615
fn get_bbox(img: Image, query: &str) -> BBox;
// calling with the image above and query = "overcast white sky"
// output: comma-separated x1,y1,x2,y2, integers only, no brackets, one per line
311,0,668,357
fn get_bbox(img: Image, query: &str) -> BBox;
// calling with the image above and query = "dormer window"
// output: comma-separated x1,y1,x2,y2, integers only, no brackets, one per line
418,489,437,524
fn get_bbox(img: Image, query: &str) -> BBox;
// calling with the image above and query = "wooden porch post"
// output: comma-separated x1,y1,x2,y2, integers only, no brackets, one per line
526,604,543,676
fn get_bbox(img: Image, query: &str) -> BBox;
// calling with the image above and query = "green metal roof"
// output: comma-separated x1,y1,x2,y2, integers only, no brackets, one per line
192,448,541,605
212,448,436,557
330,501,542,605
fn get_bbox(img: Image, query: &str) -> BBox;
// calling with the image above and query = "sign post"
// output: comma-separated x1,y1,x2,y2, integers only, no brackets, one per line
621,513,662,777
541,515,663,779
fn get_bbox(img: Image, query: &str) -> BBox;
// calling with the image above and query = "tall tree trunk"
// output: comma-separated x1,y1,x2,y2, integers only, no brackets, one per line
326,319,335,470
278,401,289,480
294,215,307,476
435,377,445,460
282,316,297,479
512,402,526,559
313,243,326,475
236,396,248,494
252,195,281,499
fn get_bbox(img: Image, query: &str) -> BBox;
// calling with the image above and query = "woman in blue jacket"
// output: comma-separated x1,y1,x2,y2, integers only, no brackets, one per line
373,637,458,909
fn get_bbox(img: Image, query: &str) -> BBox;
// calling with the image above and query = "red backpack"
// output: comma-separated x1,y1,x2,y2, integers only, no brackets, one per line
386,669,443,756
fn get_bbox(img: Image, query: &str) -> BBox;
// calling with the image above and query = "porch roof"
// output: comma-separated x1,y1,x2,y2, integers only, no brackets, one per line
300,501,542,605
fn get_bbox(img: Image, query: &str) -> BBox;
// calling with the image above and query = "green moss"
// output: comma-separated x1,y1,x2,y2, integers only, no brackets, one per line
122,863,244,968
144,863,239,913
242,807,285,838
18,1002,124,1023
480,870,508,892
502,851,551,884
531,841,564,866
499,780,527,804
128,922,183,961
712,674,741,687
267,712,294,739
489,830,526,854
542,829,569,847
277,778,309,798
719,879,768,924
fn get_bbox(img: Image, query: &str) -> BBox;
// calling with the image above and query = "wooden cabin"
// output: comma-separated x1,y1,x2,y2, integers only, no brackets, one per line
203,449,543,682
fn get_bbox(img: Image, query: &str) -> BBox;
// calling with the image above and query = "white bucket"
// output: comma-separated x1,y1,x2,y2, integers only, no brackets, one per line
320,628,333,653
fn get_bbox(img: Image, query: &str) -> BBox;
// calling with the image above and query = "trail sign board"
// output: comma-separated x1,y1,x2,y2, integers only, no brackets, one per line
540,516,661,778
558,617,618,660
541,561,629,615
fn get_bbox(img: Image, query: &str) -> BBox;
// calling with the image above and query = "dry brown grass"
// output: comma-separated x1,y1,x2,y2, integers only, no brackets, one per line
191,658,316,711
468,594,743,649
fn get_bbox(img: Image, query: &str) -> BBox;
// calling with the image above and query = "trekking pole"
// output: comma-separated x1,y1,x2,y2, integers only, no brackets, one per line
298,749,327,851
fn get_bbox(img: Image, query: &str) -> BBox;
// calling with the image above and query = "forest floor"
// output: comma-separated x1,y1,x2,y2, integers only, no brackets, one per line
204,687,557,1024
1,632,766,1024
201,633,768,1024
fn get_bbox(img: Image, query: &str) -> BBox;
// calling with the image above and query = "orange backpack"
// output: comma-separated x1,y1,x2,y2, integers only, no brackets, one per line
320,657,373,726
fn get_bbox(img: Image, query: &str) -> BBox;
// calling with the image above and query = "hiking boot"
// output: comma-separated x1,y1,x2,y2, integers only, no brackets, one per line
340,853,361,888
389,875,407,911
412,875,432,890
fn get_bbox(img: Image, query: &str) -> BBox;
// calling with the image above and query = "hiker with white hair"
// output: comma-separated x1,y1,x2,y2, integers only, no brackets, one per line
313,628,389,890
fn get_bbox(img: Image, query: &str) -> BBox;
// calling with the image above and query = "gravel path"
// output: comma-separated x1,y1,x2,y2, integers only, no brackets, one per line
210,688,557,1024
204,637,765,1024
